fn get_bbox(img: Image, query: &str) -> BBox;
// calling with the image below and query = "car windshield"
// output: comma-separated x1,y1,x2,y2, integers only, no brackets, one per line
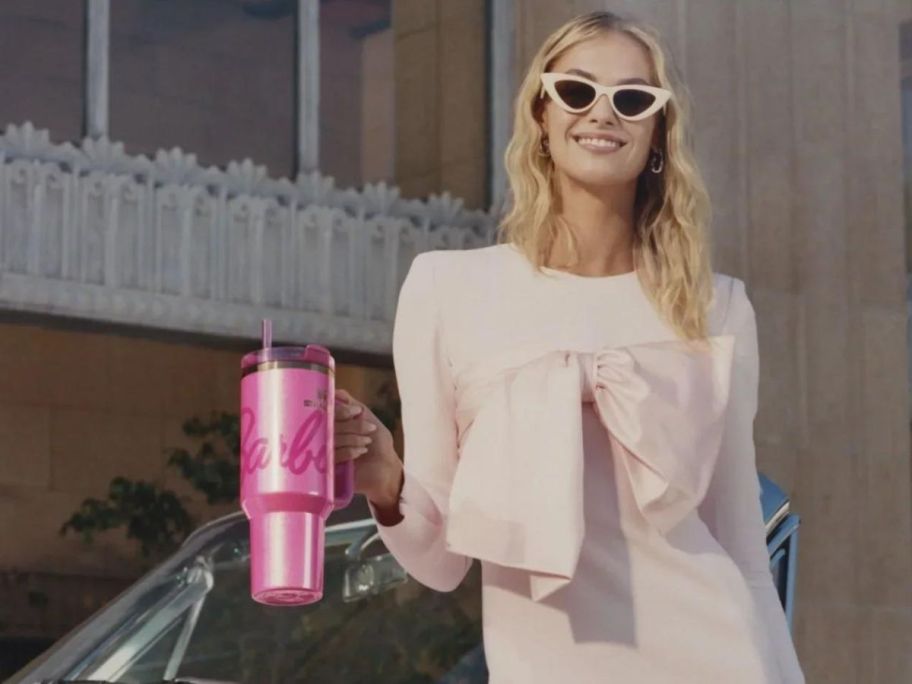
15,514,485,684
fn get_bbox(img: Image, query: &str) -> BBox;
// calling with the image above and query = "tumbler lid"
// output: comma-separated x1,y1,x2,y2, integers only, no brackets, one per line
241,319,335,374
240,346,335,375
241,318,336,375
249,510,326,606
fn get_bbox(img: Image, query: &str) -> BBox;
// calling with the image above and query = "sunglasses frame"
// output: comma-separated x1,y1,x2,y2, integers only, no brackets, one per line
539,72,672,121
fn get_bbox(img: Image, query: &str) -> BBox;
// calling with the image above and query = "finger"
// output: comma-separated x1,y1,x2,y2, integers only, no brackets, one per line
335,396,361,412
334,433,373,449
343,414,376,431
336,445,368,463
336,419,373,437
335,403,364,422
336,428,376,451
337,421,378,445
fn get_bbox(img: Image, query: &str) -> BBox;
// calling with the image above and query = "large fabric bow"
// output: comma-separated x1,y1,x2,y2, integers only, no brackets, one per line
443,335,736,602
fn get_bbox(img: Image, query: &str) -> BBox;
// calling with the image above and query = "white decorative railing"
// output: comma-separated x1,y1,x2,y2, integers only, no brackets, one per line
0,122,499,353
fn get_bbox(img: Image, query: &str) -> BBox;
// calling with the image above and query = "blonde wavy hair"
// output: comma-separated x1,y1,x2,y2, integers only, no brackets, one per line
496,10,716,341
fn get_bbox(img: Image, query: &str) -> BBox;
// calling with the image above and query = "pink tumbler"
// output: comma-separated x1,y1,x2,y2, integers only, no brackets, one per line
240,320,354,606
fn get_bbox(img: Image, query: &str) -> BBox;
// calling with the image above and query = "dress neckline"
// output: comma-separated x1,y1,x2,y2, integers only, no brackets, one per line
502,242,638,283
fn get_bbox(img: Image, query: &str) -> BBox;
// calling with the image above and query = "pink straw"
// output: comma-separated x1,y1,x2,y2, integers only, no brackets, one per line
261,319,272,349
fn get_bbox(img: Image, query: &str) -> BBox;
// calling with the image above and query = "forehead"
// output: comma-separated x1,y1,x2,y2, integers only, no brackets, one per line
550,33,654,86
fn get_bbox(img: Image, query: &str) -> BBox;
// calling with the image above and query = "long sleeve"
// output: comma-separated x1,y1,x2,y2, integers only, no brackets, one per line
697,278,806,683
365,251,473,592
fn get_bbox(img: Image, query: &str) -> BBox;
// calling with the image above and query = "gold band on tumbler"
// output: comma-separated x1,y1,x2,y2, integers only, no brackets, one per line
241,360,335,379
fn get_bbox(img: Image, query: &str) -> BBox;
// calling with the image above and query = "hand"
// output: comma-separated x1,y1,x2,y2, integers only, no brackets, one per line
333,388,402,506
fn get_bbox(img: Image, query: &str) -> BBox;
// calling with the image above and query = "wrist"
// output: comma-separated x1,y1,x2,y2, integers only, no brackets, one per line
370,457,404,510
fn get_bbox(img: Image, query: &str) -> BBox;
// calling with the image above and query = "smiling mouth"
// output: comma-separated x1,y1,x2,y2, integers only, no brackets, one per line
573,136,627,151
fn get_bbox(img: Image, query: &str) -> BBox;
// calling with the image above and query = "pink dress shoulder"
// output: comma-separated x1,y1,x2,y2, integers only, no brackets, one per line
367,243,806,683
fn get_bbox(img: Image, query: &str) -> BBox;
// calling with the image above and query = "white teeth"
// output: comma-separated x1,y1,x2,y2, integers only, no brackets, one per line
576,137,622,149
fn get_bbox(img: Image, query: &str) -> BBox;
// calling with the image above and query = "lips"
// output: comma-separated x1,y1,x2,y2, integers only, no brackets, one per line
572,133,627,146
573,135,626,153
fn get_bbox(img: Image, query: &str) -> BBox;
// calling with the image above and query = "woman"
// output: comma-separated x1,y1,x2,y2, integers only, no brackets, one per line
334,10,806,683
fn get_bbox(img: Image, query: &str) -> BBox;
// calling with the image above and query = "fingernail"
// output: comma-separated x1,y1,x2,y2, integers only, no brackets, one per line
354,446,368,455
365,422,377,432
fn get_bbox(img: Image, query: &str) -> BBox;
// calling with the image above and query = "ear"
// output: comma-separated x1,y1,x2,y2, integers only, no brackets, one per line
538,105,549,133
533,88,548,127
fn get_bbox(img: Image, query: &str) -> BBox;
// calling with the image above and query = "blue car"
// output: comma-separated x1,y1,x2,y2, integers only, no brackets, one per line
8,473,800,684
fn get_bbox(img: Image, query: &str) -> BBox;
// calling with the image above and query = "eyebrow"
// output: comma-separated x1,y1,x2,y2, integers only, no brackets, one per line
565,68,650,86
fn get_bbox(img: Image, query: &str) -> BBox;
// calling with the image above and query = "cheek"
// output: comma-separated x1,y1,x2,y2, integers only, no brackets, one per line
626,141,648,161
543,105,576,138
623,130,654,162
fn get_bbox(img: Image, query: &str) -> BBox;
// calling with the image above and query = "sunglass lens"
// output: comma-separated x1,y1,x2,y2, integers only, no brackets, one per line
554,80,596,110
614,89,656,117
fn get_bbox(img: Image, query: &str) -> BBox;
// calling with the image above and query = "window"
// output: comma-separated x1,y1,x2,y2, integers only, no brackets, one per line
0,0,398,186
109,0,295,177
0,0,84,141
319,0,394,188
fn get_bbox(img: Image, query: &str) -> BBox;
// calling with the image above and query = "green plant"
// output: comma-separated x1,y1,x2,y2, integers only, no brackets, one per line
167,411,241,506
59,476,194,560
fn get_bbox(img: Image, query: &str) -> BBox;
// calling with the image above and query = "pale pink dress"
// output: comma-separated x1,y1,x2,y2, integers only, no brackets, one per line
366,242,806,683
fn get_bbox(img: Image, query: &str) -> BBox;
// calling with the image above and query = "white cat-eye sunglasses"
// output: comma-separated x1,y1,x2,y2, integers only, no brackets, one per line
539,72,672,122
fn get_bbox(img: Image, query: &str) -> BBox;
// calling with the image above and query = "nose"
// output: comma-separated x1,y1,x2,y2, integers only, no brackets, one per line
587,92,620,125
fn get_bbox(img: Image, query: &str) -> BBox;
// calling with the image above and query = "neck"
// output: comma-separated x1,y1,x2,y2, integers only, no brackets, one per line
547,175,637,276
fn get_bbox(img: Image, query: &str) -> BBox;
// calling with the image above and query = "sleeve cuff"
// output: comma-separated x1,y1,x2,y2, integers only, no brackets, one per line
366,468,443,552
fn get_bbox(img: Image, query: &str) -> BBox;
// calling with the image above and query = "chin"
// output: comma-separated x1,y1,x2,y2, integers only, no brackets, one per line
564,168,633,190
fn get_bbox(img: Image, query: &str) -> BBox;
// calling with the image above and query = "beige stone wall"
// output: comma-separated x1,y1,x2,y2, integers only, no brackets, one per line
0,318,393,638
516,1,912,680
393,0,488,209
